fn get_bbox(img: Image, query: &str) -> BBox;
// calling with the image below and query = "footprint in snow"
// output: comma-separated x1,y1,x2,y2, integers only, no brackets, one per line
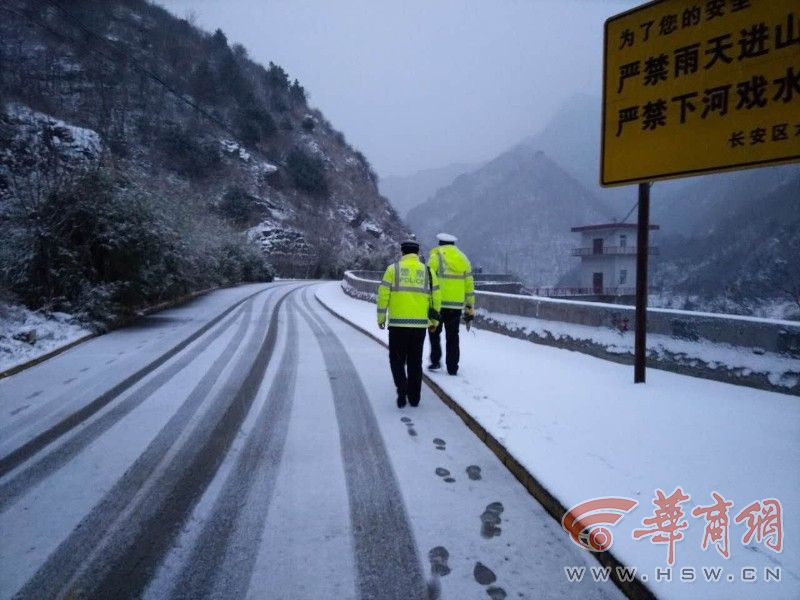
481,502,504,539
486,586,507,599
466,465,482,480
426,578,441,600
433,438,446,451
428,546,451,577
435,467,455,483
473,562,497,585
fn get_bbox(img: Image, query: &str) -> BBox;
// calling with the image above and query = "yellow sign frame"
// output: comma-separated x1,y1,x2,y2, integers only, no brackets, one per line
601,0,800,186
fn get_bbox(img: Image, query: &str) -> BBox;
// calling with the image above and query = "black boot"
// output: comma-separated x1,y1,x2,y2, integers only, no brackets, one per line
409,396,420,407
397,393,407,408
427,362,441,371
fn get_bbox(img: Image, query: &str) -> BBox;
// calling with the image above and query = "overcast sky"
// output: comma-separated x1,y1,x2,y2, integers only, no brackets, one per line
158,0,640,178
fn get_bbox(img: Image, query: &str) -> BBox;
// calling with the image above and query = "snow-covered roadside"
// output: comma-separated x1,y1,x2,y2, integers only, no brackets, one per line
0,304,92,374
316,282,800,600
477,309,800,391
342,279,800,393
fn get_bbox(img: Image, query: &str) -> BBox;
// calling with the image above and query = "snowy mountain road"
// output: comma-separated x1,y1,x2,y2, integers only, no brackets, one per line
0,283,620,600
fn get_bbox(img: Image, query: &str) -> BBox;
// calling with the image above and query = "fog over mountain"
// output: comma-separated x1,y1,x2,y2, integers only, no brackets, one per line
522,95,799,239
652,165,800,237
652,167,800,316
407,146,612,287
157,0,642,178
379,161,482,219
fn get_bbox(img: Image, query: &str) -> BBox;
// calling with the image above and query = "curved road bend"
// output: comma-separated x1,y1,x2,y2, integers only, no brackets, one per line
0,282,621,600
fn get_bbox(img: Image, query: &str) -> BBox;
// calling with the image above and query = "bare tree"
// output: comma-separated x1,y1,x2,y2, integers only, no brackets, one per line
306,212,345,278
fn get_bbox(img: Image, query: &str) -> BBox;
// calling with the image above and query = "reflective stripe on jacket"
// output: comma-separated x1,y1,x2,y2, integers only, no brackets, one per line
428,245,475,309
377,254,441,328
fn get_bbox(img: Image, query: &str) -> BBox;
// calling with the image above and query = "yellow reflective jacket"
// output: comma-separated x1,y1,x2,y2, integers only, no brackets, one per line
377,254,441,328
428,245,475,310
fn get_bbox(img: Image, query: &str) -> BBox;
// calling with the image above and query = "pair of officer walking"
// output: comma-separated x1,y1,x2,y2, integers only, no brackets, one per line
377,233,475,408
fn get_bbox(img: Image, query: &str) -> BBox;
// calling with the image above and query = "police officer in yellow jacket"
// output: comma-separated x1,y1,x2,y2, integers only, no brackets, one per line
377,237,441,408
427,232,475,375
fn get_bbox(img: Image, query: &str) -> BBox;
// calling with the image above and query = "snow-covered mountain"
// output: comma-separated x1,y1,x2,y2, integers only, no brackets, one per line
406,146,613,287
0,0,405,274
652,169,800,318
521,94,700,208
651,164,800,238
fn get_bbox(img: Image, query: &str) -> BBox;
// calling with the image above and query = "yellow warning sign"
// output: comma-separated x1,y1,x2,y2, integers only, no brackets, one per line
601,0,800,186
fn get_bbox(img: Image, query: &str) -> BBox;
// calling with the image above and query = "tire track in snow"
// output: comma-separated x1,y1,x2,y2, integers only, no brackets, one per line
14,283,304,600
0,299,252,512
296,290,428,600
0,283,280,478
7,296,257,598
168,298,299,599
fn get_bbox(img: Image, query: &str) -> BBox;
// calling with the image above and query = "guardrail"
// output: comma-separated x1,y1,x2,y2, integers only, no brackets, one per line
342,270,800,395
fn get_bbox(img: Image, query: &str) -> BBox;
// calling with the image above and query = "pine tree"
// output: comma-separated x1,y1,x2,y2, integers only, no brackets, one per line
289,79,306,106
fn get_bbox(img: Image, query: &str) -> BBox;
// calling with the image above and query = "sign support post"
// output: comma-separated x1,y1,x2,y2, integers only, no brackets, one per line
634,182,650,383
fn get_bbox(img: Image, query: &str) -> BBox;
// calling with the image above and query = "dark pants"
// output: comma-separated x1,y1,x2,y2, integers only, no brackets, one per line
388,327,426,401
429,308,461,373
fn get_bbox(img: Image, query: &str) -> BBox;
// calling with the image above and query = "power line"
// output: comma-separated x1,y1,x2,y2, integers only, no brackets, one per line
46,0,242,139
620,201,638,224
3,1,243,143
620,183,652,224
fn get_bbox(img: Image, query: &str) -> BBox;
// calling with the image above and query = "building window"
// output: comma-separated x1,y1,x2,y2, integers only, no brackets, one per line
620,234,627,248
619,269,628,285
